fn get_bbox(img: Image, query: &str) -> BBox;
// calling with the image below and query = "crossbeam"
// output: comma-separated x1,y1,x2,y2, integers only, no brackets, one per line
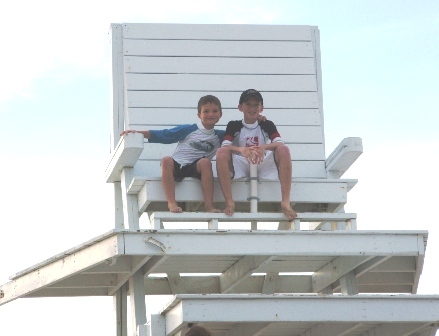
149,212,357,230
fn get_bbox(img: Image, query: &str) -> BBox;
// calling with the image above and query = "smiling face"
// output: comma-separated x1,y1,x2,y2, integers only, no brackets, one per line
238,96,264,123
198,102,222,129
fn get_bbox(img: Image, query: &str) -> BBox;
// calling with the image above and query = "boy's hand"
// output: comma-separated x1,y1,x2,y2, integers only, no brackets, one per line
257,115,267,122
120,130,137,136
250,146,264,164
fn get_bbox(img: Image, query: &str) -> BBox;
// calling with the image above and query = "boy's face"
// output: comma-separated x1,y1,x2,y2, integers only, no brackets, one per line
198,102,222,129
238,96,264,123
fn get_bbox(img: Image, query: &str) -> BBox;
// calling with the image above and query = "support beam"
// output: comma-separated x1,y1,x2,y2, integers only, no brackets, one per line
339,270,358,295
114,182,125,229
262,272,279,294
220,256,274,293
148,314,166,336
312,256,373,293
299,323,362,336
129,269,147,334
167,272,186,294
109,255,167,296
121,168,140,229
114,285,128,336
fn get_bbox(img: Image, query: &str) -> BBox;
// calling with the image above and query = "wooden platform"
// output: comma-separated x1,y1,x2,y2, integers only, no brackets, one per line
0,229,428,305
153,294,439,336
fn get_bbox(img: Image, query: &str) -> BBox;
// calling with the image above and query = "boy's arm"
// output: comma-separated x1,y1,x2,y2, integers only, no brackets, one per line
120,124,195,144
120,130,150,139
253,120,284,162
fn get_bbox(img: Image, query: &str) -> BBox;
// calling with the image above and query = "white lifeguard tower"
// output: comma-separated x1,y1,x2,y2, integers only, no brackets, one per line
1,23,438,336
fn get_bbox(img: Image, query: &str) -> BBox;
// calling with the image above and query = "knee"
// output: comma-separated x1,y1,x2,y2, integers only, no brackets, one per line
197,157,212,172
275,144,291,161
216,147,231,161
161,156,175,171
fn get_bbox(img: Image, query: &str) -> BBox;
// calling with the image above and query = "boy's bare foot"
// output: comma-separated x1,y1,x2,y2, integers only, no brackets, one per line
281,201,297,220
205,206,222,213
223,203,235,216
168,203,183,213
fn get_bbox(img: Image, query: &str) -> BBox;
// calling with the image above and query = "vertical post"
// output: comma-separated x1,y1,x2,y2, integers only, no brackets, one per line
250,164,258,230
129,270,147,335
121,168,140,230
339,270,359,295
249,164,258,213
148,314,166,336
114,285,128,336
114,182,125,229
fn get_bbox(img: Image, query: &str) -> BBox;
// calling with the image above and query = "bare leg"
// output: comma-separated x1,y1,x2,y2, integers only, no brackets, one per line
216,147,235,215
197,158,221,213
161,156,182,213
274,145,297,219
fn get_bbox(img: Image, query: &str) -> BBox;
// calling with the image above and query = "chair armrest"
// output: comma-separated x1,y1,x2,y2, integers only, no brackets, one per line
326,137,363,178
106,133,144,182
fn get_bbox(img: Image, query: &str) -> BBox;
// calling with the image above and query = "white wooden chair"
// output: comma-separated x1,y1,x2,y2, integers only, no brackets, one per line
105,23,363,230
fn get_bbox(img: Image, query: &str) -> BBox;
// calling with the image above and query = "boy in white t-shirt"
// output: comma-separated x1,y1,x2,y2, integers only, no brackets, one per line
216,89,297,219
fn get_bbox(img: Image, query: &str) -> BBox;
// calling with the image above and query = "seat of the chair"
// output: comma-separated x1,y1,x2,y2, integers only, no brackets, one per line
0,229,426,306
128,177,358,213
157,294,439,336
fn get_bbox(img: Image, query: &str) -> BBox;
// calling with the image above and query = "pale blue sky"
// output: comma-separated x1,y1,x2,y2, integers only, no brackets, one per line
1,1,438,335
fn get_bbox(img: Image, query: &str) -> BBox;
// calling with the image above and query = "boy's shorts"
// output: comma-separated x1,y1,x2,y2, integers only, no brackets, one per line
172,158,202,182
231,151,279,180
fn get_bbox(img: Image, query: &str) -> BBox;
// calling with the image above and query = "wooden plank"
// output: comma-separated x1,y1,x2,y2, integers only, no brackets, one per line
138,143,325,161
126,74,317,91
110,23,125,149
124,40,314,57
125,56,316,75
123,23,312,40
163,295,439,331
122,231,426,257
142,275,312,295
372,256,416,272
127,91,319,109
133,160,326,179
150,212,356,225
127,108,322,127
357,272,415,285
129,125,323,144
136,178,349,210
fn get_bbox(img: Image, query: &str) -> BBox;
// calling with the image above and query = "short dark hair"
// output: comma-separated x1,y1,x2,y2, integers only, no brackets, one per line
198,95,222,114
185,326,211,336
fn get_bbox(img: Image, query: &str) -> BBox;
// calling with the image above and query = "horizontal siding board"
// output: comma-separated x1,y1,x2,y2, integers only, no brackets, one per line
128,108,322,126
127,91,319,109
133,160,326,178
128,125,323,143
123,40,314,57
138,143,325,161
124,56,316,75
123,23,312,41
126,74,318,92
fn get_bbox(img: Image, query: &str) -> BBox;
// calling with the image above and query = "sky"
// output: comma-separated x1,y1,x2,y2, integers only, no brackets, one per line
0,0,438,335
